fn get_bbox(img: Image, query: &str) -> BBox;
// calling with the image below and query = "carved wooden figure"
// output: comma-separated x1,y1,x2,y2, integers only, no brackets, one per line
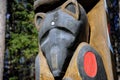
34,0,116,80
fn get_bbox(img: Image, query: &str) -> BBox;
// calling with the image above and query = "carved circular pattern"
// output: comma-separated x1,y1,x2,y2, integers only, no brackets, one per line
84,51,97,78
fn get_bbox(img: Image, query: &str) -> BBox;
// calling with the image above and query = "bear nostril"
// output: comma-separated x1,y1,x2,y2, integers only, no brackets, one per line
52,69,61,77
63,77,72,80
51,52,58,71
50,47,61,77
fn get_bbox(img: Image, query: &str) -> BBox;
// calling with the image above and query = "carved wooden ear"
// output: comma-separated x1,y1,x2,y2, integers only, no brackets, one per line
35,13,46,31
61,0,79,19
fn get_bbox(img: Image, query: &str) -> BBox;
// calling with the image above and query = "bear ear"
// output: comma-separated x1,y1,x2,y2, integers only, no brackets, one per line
34,13,46,31
61,0,80,20
66,3,76,14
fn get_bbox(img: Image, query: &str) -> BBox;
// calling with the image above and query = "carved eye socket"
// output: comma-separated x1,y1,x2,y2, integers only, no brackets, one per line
35,13,46,30
61,0,79,19
65,3,76,14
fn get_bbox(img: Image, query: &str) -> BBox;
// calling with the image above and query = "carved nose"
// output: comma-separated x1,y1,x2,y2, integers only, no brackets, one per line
63,77,72,80
52,69,61,77
50,46,61,76
41,28,69,77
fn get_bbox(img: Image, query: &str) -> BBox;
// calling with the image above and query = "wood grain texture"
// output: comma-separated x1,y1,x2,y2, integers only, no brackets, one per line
87,0,114,80
0,0,6,80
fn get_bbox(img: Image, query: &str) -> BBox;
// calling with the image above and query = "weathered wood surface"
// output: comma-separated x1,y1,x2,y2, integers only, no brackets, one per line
0,0,6,80
63,0,115,80
63,43,87,80
35,0,115,80
63,42,107,80
36,50,54,80
87,0,114,80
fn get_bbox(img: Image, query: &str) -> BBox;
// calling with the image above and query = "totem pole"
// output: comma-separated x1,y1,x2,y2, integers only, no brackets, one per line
34,0,116,80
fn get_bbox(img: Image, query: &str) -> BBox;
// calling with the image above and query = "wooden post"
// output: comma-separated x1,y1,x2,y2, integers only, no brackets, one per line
0,0,6,79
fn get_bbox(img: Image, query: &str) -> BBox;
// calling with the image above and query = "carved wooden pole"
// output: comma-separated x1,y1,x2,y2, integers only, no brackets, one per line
0,0,6,79
34,0,116,80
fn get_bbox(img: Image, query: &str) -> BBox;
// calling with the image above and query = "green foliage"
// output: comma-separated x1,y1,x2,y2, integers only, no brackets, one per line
7,0,38,79
9,77,18,80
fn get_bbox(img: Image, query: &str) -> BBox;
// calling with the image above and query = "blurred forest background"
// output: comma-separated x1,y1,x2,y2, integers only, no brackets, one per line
4,0,38,80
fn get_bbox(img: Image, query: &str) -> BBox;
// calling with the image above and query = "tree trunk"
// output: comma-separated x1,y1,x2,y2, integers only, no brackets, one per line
0,0,6,79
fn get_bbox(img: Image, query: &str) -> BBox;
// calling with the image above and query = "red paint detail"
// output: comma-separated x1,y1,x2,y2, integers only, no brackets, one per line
84,52,97,78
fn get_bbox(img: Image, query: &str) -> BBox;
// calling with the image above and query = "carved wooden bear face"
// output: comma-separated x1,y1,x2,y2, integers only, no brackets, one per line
34,0,89,77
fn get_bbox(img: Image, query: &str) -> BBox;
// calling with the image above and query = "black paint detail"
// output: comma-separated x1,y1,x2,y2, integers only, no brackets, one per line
34,0,99,13
35,0,67,13
77,44,107,80
77,0,99,13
